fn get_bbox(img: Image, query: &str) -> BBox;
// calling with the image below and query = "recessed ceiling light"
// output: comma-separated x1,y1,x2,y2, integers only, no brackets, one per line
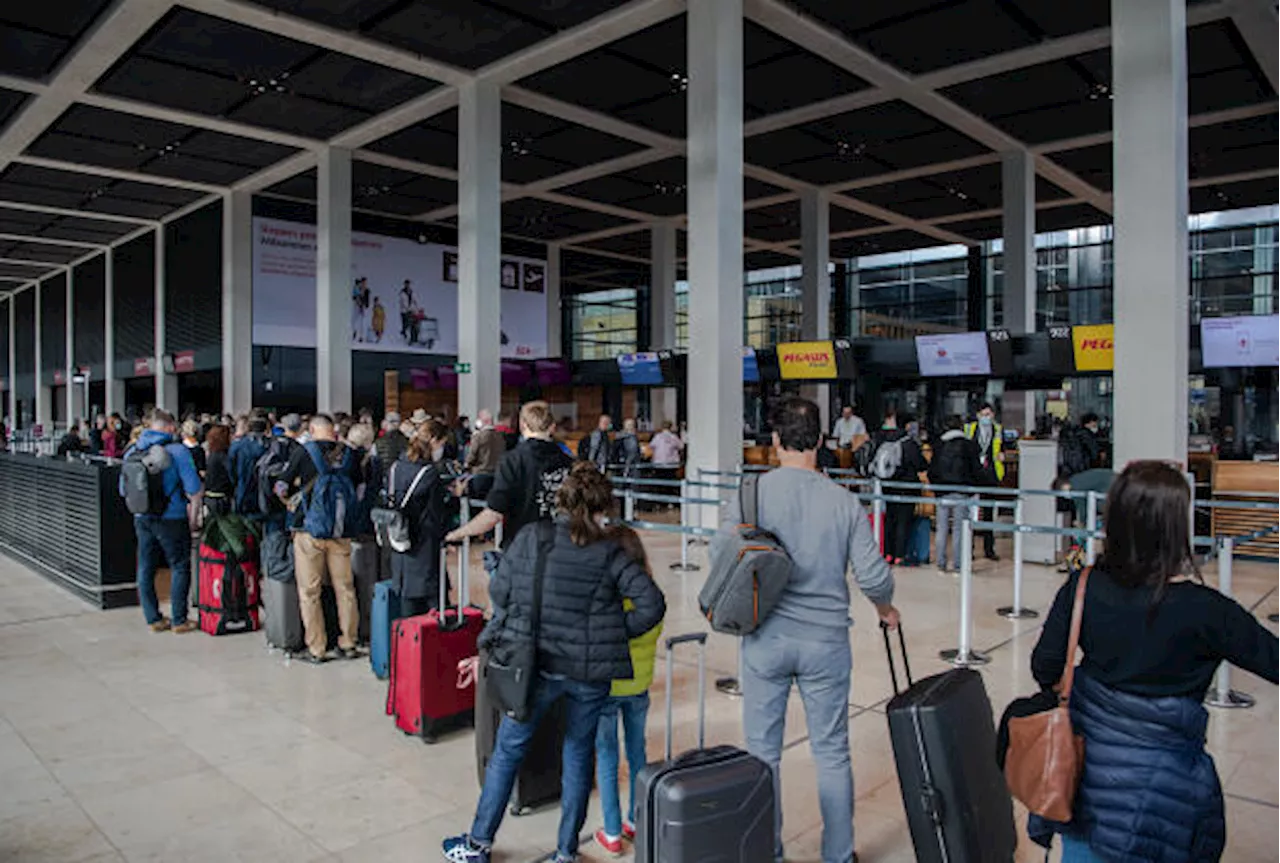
669,72,688,94
506,136,532,157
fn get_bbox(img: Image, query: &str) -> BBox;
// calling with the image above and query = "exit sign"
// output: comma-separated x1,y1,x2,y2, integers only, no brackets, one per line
455,363,472,374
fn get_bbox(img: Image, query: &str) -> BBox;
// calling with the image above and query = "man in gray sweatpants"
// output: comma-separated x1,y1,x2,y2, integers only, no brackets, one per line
713,397,898,863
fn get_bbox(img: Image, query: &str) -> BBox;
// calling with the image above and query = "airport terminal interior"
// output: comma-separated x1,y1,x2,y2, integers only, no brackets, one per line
0,0,1276,861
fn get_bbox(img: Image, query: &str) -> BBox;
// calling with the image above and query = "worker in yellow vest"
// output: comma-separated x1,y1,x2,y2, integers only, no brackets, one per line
964,403,1003,561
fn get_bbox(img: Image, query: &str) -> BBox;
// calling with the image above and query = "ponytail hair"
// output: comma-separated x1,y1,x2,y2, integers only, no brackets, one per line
556,461,614,546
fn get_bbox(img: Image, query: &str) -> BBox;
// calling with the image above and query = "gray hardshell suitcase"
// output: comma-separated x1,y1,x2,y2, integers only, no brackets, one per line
634,633,775,863
883,625,1017,863
263,575,305,653
697,474,792,636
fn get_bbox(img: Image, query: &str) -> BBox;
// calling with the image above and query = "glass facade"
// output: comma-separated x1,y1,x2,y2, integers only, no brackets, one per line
851,247,969,339
566,288,638,360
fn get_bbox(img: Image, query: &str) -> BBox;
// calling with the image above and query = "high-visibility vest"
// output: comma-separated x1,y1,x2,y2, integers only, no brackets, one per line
964,421,1005,481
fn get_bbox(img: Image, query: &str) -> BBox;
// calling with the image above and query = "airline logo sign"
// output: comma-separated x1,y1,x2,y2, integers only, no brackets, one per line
778,341,837,379
1072,324,1114,371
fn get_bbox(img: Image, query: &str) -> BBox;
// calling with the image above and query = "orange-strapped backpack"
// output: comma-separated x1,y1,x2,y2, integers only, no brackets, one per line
698,473,793,636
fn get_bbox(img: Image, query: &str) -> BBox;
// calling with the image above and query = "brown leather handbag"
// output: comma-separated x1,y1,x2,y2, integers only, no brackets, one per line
1004,569,1090,822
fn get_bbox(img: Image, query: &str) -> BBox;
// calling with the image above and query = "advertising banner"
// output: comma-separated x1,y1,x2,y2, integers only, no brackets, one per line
777,340,838,379
252,217,548,358
1071,324,1114,372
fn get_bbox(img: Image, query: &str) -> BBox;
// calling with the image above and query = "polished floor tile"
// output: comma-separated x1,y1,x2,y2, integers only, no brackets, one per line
0,531,1274,863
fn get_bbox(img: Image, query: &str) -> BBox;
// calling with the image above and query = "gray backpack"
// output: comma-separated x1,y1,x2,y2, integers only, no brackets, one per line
698,474,793,636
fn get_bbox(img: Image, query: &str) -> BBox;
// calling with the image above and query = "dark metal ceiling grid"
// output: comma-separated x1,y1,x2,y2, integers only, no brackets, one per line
502,197,633,241
0,1,116,78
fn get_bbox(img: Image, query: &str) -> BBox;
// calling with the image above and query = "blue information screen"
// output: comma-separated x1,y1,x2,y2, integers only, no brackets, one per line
617,352,664,385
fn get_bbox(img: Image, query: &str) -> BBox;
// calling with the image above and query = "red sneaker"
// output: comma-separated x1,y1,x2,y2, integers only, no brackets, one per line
622,821,636,841
594,829,624,856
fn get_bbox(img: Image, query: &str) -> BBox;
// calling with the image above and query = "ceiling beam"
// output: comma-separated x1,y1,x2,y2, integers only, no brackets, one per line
743,0,1114,215
0,233,103,249
0,200,154,224
331,88,460,151
12,155,223,194
0,257,73,270
1228,0,1279,92
1036,102,1279,155
479,0,686,85
76,90,318,150
0,0,175,175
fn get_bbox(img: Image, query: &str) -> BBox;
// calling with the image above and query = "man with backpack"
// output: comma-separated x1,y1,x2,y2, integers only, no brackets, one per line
712,397,897,863
870,411,927,565
277,414,363,664
119,410,203,633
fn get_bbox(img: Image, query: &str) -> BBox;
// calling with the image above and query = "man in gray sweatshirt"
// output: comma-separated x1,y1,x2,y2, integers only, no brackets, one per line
713,397,898,863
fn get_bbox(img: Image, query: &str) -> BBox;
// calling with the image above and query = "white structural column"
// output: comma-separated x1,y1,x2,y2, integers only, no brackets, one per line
104,249,122,417
650,222,677,425
1112,0,1189,465
222,190,254,414
457,79,502,422
154,226,178,415
1001,150,1036,335
316,147,354,415
64,267,74,424
545,242,562,358
686,0,744,477
34,281,46,428
799,188,830,426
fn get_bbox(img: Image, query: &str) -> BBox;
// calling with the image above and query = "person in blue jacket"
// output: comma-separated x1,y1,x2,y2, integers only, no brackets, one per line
119,410,203,633
1027,460,1277,862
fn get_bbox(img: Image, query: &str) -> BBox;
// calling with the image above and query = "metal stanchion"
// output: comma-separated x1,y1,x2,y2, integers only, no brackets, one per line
940,506,990,667
872,479,885,555
624,482,636,522
715,640,744,698
689,470,710,546
998,497,1038,620
670,478,701,572
1084,491,1099,566
1206,537,1255,709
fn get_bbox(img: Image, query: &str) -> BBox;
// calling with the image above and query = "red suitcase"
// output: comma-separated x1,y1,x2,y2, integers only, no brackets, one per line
386,545,483,742
197,540,261,635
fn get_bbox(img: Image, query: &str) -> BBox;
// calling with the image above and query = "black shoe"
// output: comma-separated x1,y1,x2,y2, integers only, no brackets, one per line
300,652,329,665
336,647,362,660
984,551,1001,562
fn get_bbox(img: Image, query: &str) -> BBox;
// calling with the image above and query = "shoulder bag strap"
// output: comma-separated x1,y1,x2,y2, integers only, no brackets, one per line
529,520,555,651
1057,567,1091,704
398,465,430,511
740,473,760,527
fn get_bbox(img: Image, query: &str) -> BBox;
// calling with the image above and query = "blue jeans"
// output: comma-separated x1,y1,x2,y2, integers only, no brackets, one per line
1061,834,1106,862
471,674,610,860
135,517,192,625
743,627,854,863
595,692,651,836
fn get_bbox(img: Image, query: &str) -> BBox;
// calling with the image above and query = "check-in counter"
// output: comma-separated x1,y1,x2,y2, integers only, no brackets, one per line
0,453,138,608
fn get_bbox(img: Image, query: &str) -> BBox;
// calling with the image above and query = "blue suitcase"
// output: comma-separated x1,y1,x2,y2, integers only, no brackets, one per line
370,580,400,679
906,515,932,566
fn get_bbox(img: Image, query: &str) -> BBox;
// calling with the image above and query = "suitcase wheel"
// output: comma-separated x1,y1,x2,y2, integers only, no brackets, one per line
422,732,438,745
509,804,531,817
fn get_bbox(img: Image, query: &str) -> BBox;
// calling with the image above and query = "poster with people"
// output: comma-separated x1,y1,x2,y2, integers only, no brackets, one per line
252,217,548,357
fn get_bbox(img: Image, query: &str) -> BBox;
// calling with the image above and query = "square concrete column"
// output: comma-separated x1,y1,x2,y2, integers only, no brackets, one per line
1112,0,1189,465
317,147,354,416
650,222,677,425
457,79,502,423
800,188,830,427
545,242,561,358
65,267,74,424
154,226,178,415
1001,150,1035,335
222,190,254,415
104,249,122,417
686,0,744,476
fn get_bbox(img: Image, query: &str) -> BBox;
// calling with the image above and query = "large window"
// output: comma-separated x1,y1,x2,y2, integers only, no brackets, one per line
851,247,969,339
1191,221,1278,320
567,288,637,360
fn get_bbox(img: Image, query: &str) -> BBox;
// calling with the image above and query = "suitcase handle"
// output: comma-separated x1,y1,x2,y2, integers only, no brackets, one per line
881,622,913,694
663,632,707,761
438,542,470,628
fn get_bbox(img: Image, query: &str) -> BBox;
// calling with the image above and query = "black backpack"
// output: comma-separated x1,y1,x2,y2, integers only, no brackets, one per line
1058,426,1091,478
255,437,295,514
122,444,172,516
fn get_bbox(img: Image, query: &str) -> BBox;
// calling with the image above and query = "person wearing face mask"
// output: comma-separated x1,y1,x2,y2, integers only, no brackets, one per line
964,403,1004,561
385,421,458,617
102,414,125,459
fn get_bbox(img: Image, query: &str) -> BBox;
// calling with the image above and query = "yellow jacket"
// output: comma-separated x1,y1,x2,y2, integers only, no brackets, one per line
964,421,1005,482
612,598,664,698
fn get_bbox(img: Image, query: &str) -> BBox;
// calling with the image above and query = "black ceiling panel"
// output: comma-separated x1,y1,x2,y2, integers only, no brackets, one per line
0,262,53,279
1036,203,1111,233
503,198,632,241
0,88,29,135
239,0,405,31
1187,21,1277,114
1192,177,1279,214
936,215,1003,241
0,164,205,220
0,2,114,79
365,108,459,168
744,249,801,271
1047,144,1112,192
264,169,318,201
558,156,689,217
351,163,455,216
93,9,437,139
829,205,885,234
578,231,651,258
1190,114,1279,179
745,201,802,244
831,229,942,259
501,103,645,184
0,241,83,265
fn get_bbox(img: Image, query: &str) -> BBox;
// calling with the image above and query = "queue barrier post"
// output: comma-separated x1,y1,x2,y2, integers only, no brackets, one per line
872,479,885,555
715,641,744,698
998,497,1038,620
624,481,636,522
1206,537,1255,709
1085,491,1099,566
494,518,504,550
940,504,990,667
670,478,701,572
460,497,472,577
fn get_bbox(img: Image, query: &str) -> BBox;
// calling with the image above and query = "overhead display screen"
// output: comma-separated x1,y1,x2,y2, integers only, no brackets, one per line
617,352,663,385
914,332,992,377
1047,325,1076,375
1201,315,1280,367
987,329,1015,377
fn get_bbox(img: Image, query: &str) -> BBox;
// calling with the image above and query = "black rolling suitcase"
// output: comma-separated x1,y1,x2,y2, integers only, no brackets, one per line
883,624,1017,863
474,648,566,814
634,633,775,863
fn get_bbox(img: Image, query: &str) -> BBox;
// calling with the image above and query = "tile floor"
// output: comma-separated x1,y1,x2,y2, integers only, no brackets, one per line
0,530,1274,863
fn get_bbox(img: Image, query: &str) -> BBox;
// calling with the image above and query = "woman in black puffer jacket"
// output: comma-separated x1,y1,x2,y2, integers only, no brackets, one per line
443,462,666,863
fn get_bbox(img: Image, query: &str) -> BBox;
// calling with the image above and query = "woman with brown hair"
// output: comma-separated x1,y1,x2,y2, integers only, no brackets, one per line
202,424,234,518
1026,460,1277,862
442,462,666,863
385,421,457,617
